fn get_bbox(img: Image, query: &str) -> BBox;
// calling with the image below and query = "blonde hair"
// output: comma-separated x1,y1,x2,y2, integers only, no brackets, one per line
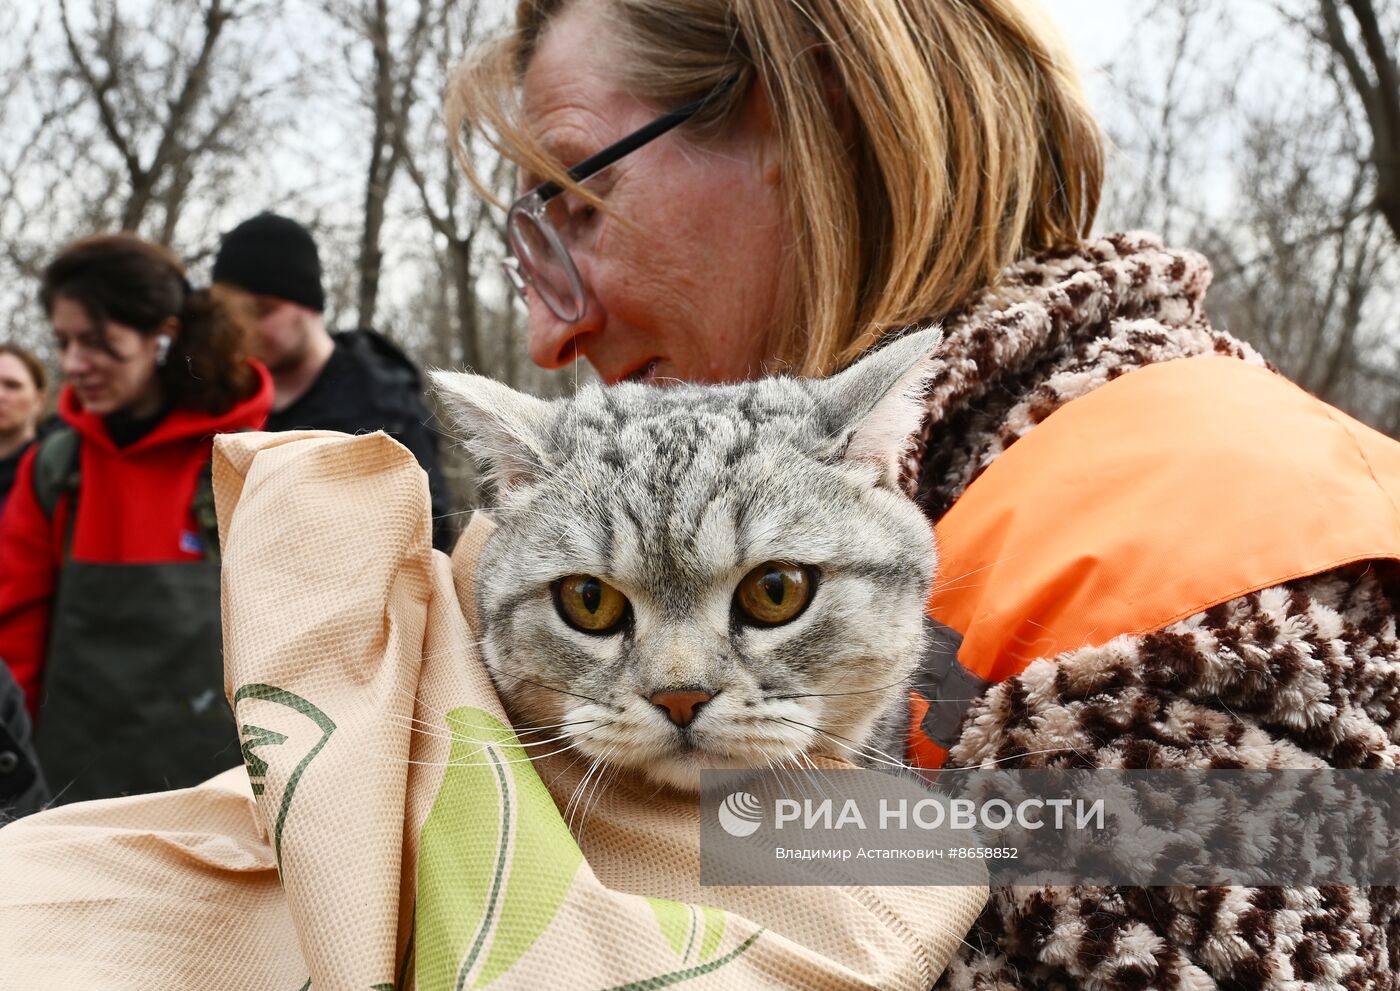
450,0,1102,375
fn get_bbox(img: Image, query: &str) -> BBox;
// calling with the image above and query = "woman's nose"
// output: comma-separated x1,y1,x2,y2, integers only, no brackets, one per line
526,287,603,370
59,347,87,376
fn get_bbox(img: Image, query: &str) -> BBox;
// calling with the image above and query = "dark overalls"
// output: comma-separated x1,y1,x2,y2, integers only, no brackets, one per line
29,429,238,804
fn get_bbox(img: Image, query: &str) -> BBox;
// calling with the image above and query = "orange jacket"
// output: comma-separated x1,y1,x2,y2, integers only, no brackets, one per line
909,356,1400,770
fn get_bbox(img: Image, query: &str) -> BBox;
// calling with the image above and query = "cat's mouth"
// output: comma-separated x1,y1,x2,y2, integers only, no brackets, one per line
568,716,819,792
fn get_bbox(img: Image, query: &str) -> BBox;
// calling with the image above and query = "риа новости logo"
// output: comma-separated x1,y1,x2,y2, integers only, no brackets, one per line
718,791,763,837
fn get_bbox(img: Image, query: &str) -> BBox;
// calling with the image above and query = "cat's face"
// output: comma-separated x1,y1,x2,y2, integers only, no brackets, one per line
434,328,941,790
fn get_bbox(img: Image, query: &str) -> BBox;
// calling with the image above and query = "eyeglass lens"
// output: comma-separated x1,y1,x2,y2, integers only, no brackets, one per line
508,202,584,322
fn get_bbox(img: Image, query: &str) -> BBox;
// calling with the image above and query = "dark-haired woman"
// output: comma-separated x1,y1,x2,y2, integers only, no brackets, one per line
0,234,271,804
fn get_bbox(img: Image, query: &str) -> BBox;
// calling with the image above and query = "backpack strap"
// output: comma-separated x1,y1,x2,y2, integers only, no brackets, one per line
32,428,81,519
192,460,221,565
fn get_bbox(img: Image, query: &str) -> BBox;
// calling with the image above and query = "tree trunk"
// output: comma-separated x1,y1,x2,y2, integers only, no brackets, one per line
355,0,394,329
1321,0,1400,243
449,237,480,372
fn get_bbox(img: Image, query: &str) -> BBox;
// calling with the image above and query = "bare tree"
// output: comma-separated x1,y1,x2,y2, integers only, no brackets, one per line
0,0,291,350
1099,0,1399,434
57,0,245,237
395,0,491,372
323,0,433,330
1314,0,1400,243
381,0,579,508
392,0,575,387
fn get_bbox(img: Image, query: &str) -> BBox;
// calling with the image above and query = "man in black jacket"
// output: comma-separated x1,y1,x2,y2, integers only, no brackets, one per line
214,213,455,551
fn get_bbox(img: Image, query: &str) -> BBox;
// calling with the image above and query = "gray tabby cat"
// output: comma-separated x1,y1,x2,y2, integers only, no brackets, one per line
432,326,942,791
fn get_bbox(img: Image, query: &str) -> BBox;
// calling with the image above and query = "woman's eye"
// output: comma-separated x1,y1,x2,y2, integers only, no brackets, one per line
735,562,816,627
555,575,629,634
566,200,599,228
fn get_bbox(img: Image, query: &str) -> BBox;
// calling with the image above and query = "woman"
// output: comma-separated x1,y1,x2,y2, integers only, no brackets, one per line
0,234,272,805
453,0,1400,986
0,344,48,513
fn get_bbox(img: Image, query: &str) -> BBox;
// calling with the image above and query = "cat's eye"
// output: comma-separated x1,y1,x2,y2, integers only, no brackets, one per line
735,562,815,627
554,575,629,634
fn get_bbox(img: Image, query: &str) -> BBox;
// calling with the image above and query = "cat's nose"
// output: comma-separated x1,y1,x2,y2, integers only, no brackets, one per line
649,689,713,727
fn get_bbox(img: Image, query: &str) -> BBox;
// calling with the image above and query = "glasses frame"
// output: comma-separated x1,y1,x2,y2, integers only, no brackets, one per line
502,76,738,323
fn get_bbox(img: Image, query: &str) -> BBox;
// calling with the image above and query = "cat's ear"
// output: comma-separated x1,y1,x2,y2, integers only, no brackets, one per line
818,325,942,488
430,371,552,491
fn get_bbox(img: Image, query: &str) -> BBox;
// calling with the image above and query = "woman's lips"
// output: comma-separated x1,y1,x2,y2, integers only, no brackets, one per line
617,359,660,385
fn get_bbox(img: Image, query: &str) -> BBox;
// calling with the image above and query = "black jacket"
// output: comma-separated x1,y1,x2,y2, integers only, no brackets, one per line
0,660,48,822
266,330,455,551
0,416,60,517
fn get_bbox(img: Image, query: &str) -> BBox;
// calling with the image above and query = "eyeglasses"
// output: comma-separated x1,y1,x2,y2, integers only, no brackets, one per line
501,77,737,323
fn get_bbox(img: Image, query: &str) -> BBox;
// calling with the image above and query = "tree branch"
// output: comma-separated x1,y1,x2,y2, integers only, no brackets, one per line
58,0,144,194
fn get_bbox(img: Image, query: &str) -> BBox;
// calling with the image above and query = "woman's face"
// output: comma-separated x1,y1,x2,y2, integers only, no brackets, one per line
51,296,166,418
520,1,790,385
0,354,44,439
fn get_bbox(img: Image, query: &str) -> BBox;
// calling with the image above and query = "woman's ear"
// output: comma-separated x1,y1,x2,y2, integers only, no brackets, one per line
746,48,856,188
736,77,784,188
156,315,181,343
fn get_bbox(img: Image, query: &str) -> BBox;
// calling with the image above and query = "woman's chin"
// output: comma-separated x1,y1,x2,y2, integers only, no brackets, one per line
74,393,115,414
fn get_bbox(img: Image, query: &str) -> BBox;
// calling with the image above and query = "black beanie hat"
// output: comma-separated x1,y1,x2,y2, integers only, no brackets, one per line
213,212,325,312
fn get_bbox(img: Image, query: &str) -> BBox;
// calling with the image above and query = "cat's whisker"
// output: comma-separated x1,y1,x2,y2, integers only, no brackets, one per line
803,721,911,771
508,728,601,747
489,505,592,531
379,720,616,769
477,663,613,708
388,681,467,726
565,746,613,834
401,727,588,750
435,506,487,521
388,720,469,745
769,748,817,797
387,711,454,734
410,737,603,769
935,745,1094,772
794,748,835,798
766,675,913,702
563,755,597,828
390,708,516,737
514,718,604,732
927,555,1019,594
386,742,568,769
384,703,601,753
778,716,913,772
577,748,626,847
544,735,603,795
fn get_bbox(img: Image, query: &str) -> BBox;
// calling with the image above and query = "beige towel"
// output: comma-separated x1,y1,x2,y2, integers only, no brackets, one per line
0,430,985,990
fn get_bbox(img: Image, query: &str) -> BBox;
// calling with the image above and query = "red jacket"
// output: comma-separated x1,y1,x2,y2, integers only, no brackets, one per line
0,363,272,716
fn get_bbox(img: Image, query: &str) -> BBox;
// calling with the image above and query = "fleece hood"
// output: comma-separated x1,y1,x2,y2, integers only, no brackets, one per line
901,232,1269,516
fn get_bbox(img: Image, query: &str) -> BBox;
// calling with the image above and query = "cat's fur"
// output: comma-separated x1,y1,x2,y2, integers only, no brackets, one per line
432,326,942,790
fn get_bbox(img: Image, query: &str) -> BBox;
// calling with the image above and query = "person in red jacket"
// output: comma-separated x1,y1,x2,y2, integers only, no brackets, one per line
0,234,272,805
